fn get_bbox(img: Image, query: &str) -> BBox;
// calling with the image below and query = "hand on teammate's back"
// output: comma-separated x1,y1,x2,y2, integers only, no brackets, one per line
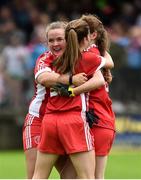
86,109,99,128
102,68,113,84
72,73,88,86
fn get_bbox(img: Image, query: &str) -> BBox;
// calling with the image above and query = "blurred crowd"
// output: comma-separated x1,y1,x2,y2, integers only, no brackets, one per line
0,0,141,114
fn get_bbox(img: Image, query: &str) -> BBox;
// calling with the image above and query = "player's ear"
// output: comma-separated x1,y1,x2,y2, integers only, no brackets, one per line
92,31,97,40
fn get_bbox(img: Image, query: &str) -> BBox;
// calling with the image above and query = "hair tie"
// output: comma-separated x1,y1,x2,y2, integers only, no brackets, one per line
69,28,76,32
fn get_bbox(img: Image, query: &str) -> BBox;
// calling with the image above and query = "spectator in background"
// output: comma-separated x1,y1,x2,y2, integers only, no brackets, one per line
26,13,50,98
1,30,30,110
0,6,16,51
127,26,141,69
123,26,141,102
28,12,50,71
28,27,48,72
119,2,137,26
136,13,141,26
0,57,7,107
12,1,34,42
108,21,128,102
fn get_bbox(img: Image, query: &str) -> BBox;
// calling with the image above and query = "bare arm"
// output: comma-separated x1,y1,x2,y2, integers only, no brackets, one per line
73,70,105,96
104,51,114,69
36,71,88,87
37,71,60,87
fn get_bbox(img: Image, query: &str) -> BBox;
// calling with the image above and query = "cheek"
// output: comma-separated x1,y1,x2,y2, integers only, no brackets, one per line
61,42,66,50
57,49,64,56
47,43,52,50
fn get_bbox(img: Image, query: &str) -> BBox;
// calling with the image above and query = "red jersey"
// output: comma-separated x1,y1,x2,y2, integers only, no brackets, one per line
46,51,105,113
28,51,53,118
75,49,105,77
88,44,115,131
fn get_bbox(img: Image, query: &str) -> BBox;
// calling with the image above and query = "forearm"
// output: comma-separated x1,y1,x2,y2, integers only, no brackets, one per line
73,70,105,95
36,71,70,87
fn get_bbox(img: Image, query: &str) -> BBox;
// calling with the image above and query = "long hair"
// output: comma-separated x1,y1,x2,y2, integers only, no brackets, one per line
54,19,90,74
81,14,109,56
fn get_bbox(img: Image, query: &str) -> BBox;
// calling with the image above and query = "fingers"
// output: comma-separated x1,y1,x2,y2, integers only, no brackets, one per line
102,69,113,84
104,75,113,84
81,72,87,77
81,73,88,82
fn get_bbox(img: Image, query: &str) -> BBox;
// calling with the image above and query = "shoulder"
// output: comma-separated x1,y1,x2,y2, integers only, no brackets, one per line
82,51,101,62
34,51,54,75
81,50,106,71
36,51,54,66
36,51,53,62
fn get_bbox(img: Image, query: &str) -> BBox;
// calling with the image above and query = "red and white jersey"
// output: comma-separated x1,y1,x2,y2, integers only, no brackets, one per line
88,44,115,130
46,51,105,113
34,51,54,79
87,44,100,55
28,51,54,118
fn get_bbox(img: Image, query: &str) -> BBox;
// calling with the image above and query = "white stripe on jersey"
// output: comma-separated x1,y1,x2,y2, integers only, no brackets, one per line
25,125,32,149
85,43,97,51
80,93,93,150
29,84,46,117
95,56,106,72
25,114,35,126
80,93,86,112
50,91,58,97
35,67,52,80
25,115,35,149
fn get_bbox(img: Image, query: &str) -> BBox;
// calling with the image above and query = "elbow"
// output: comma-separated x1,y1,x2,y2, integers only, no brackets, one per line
37,76,50,87
110,61,114,68
105,61,114,69
104,52,114,69
100,78,105,86
95,76,105,89
98,74,105,87
39,78,47,86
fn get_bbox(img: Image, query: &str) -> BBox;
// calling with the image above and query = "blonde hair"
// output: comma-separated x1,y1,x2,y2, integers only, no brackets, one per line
45,21,67,39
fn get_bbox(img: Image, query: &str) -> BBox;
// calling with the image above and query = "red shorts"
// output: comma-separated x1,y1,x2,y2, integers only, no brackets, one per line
91,126,115,156
23,113,42,151
38,111,94,155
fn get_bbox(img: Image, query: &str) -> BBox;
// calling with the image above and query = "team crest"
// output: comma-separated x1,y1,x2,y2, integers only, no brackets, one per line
34,135,40,144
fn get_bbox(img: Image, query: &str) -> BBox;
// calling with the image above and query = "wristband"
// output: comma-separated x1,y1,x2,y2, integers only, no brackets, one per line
68,87,75,97
69,74,73,85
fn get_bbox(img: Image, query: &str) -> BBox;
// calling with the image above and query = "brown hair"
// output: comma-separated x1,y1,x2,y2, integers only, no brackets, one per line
54,19,90,74
81,14,109,56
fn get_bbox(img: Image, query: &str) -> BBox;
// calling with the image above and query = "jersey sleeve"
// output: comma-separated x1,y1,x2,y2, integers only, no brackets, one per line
88,46,100,55
34,51,54,80
76,52,105,76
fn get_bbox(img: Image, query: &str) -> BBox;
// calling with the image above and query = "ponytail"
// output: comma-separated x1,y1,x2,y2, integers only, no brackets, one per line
54,19,89,74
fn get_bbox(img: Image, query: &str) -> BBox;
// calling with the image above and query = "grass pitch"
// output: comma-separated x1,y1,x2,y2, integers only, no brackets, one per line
0,146,141,179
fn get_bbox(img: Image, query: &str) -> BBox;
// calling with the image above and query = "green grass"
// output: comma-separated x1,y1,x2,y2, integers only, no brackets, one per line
0,150,26,179
0,147,141,179
105,147,141,179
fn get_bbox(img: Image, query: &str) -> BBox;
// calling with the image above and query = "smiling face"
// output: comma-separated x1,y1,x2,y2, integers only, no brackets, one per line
47,28,66,57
